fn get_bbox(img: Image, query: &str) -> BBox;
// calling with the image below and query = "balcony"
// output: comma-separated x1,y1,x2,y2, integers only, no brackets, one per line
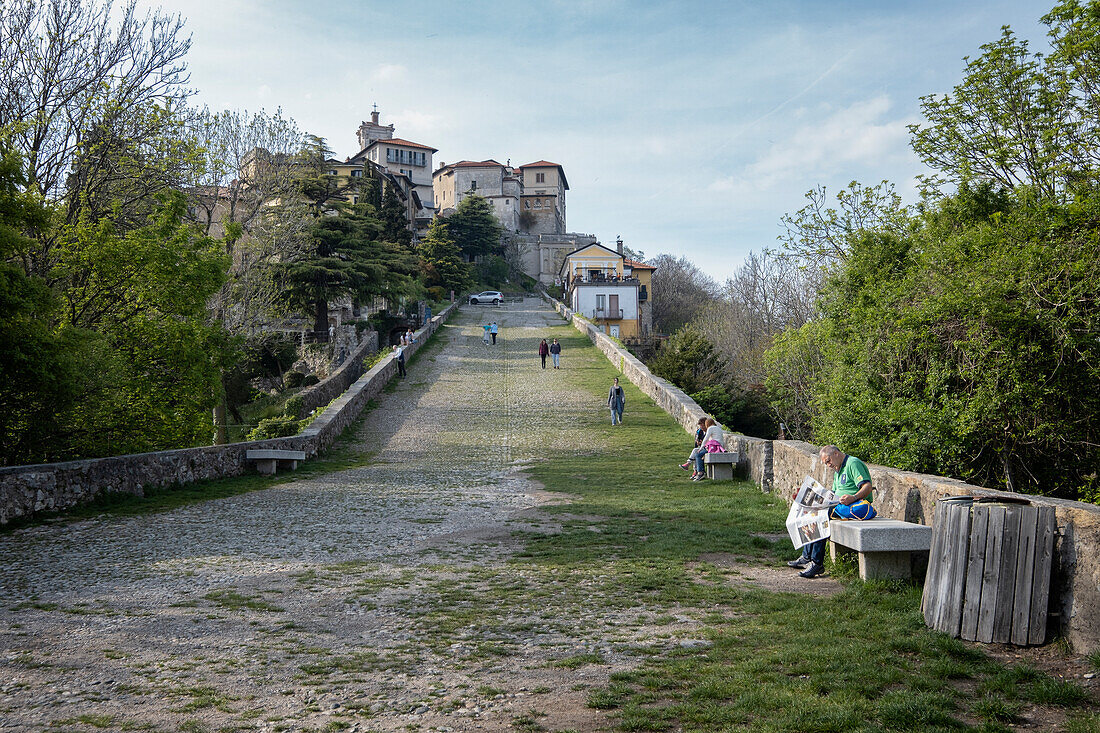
569,275,639,286
594,307,624,320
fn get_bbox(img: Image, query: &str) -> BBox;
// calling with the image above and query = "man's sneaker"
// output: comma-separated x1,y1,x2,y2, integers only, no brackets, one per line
787,556,810,569
799,563,825,579
679,462,691,471
691,474,703,481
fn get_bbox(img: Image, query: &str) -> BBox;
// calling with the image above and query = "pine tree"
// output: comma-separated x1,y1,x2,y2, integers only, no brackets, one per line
418,219,470,293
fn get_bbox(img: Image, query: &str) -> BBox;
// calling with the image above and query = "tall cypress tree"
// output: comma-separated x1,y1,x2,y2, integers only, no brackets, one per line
381,182,413,249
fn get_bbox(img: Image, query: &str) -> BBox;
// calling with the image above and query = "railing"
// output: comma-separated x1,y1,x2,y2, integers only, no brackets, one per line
570,276,639,285
593,308,624,320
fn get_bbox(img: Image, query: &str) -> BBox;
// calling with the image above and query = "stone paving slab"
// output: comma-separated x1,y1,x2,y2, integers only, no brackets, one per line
0,298,653,733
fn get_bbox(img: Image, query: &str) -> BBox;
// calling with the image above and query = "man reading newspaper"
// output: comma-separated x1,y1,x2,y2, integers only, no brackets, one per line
788,445,877,578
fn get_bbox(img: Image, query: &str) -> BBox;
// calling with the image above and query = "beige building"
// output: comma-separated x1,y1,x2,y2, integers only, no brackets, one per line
433,158,567,236
559,241,654,340
517,161,567,235
433,160,521,231
328,109,437,236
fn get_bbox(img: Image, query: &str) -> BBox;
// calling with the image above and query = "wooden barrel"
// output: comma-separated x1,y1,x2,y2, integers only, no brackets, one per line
921,497,1055,645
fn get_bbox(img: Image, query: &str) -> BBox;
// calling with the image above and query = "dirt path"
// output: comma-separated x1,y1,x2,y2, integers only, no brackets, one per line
0,298,654,733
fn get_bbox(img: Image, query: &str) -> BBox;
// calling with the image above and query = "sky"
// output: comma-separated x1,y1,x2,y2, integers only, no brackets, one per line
138,0,1055,283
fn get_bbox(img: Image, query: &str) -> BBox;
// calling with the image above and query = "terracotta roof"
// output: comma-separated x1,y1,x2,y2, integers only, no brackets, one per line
519,160,568,190
450,159,505,168
366,137,438,152
624,259,655,270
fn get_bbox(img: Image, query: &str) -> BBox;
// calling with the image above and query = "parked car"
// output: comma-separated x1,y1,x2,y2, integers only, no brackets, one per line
469,291,503,305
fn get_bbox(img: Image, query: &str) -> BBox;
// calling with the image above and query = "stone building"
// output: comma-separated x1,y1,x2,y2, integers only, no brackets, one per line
432,160,521,231
433,159,567,236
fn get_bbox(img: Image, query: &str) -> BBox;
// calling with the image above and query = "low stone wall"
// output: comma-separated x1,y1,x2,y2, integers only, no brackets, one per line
769,441,1100,653
296,330,379,418
546,292,1100,653
0,303,457,526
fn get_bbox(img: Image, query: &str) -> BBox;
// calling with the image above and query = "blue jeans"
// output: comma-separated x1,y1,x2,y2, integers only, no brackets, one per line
552,353,560,367
804,539,826,566
695,451,708,474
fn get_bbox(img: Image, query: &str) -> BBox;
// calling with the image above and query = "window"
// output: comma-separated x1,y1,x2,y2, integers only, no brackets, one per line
351,169,362,177
535,172,545,183
386,148,396,163
352,195,359,204
471,180,477,190
523,199,531,209
596,294,606,310
327,169,337,175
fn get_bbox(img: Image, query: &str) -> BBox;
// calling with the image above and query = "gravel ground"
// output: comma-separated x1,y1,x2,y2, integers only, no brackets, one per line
0,298,654,733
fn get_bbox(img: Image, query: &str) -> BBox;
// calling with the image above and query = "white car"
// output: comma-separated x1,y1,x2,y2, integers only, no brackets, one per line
469,291,503,305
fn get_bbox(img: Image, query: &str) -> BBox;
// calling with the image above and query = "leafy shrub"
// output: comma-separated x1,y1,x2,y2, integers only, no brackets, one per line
284,371,305,389
301,374,320,387
247,416,304,440
283,395,303,418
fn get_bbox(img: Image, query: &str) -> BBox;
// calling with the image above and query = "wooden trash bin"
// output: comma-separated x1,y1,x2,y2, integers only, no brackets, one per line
921,496,1055,645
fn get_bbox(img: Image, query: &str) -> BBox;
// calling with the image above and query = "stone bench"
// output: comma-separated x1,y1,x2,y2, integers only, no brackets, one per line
703,452,740,480
246,449,307,476
829,518,932,580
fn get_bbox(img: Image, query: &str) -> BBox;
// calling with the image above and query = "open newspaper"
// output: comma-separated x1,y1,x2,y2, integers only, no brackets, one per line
786,476,838,549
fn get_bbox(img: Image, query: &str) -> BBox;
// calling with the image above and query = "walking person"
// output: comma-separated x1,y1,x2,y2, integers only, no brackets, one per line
607,377,625,425
482,324,491,345
490,321,498,345
538,338,549,369
549,338,561,368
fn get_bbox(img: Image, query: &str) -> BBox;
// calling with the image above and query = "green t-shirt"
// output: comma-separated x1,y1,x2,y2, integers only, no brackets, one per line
833,455,873,503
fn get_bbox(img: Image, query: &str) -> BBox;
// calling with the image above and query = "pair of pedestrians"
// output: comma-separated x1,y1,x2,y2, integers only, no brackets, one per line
483,321,499,345
537,338,562,369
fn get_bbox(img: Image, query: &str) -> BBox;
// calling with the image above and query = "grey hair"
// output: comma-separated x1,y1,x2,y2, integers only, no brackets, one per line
820,445,842,458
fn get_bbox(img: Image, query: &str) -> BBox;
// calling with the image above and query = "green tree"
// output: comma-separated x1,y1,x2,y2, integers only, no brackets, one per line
380,181,413,249
0,0,194,277
418,218,471,294
909,2,1100,199
766,184,1100,499
648,326,726,396
281,201,417,333
445,194,502,260
0,142,84,464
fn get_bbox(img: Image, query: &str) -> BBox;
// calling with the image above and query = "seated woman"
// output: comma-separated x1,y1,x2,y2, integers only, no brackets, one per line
692,418,725,481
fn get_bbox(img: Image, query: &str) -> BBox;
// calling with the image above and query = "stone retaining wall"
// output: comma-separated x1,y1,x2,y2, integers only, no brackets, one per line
0,303,457,526
547,293,1100,653
295,330,380,418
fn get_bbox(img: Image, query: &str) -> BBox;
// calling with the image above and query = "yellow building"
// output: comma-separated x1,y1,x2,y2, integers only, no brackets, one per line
559,242,654,339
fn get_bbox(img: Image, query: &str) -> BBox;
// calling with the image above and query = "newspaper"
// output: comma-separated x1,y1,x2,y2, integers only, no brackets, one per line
786,476,837,549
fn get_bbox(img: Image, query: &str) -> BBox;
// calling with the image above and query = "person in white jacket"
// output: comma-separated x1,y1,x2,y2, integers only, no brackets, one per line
691,418,724,481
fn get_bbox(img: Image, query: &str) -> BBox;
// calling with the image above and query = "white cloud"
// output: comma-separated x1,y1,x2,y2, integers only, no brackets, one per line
709,95,914,197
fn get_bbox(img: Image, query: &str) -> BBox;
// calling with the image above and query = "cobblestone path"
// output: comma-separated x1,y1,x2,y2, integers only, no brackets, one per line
0,298,639,733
